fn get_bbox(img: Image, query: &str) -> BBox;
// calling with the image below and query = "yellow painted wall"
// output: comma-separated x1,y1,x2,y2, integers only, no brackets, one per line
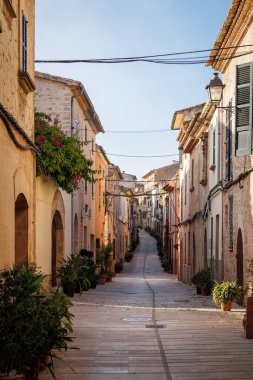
0,0,36,268
95,146,108,252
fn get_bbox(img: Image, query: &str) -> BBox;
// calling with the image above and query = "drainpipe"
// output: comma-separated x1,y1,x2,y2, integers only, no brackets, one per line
70,86,84,254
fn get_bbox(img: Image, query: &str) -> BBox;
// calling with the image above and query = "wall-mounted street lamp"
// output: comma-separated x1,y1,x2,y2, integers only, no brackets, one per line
206,72,236,112
206,72,224,104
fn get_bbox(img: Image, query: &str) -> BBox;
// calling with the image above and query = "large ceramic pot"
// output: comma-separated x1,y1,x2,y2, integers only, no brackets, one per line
62,281,76,297
97,274,107,285
221,300,233,311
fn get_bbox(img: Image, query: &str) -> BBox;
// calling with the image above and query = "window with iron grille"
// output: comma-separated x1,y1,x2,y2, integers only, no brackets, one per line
21,11,27,72
225,100,233,181
236,63,252,156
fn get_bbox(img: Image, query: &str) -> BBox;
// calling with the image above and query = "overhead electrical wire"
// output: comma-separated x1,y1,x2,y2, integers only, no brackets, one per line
78,128,170,133
35,44,253,65
104,152,179,158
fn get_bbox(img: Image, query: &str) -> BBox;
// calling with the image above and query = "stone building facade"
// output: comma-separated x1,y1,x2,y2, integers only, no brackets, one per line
35,72,104,277
163,173,180,276
105,164,124,262
171,104,214,283
95,145,110,253
207,0,253,291
0,0,36,267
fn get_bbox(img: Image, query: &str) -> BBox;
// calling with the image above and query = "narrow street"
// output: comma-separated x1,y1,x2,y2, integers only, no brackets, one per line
41,230,253,380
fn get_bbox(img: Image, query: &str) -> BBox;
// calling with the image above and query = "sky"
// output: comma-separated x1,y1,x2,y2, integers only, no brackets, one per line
35,0,232,180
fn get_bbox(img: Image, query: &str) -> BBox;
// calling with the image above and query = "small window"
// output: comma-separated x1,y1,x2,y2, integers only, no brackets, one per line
75,119,79,132
85,126,87,142
212,130,216,165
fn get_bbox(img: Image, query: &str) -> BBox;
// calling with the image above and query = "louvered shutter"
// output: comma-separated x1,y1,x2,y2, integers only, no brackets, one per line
22,11,27,72
225,101,233,181
236,64,252,156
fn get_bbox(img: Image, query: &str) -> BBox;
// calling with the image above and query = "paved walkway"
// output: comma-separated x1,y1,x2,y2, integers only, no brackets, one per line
40,230,252,380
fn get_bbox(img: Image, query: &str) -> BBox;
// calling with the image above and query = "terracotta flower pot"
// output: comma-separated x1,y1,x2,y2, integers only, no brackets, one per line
200,288,210,296
98,274,107,285
221,300,233,311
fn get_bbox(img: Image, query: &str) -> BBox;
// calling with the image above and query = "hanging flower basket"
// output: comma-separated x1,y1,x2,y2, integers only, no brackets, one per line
35,112,95,193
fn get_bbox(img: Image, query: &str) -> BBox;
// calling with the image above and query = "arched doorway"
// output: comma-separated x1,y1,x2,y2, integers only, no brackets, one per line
204,228,207,267
51,211,63,286
237,228,243,287
74,214,78,253
15,193,28,266
192,232,196,275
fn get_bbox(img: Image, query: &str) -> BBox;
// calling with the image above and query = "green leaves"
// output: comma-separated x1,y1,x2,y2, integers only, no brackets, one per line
212,281,242,305
35,112,95,193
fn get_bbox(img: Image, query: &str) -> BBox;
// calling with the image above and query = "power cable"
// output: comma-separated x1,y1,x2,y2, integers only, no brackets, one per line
78,128,170,133
105,152,179,158
35,44,253,65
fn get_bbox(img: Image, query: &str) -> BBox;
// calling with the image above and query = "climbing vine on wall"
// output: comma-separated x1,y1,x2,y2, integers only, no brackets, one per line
35,112,95,193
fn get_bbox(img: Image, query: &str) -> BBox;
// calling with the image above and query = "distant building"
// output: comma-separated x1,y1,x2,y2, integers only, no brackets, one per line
95,145,110,254
142,164,179,237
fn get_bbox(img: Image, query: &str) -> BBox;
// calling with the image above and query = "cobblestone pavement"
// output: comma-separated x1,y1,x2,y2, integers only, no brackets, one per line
40,230,252,380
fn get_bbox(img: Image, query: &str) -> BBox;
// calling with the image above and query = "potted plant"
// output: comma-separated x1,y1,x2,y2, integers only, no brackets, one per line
73,254,90,293
96,244,113,284
191,272,202,294
212,281,242,311
115,260,124,273
0,265,75,379
79,250,98,289
106,271,116,282
125,251,134,262
56,256,78,297
194,267,212,296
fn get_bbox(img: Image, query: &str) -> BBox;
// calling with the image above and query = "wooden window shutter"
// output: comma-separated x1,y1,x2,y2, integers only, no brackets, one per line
22,11,27,72
236,63,252,156
225,101,233,181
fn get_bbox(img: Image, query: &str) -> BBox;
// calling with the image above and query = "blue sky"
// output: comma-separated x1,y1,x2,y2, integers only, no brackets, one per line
35,0,231,179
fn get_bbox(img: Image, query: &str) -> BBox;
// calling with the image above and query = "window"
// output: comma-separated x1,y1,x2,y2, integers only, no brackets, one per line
84,180,87,193
99,182,101,210
91,175,94,197
225,101,233,181
229,196,233,251
92,138,94,154
210,217,214,269
212,130,216,165
184,174,187,204
21,11,27,72
75,119,79,132
191,159,194,190
85,126,87,142
236,63,252,156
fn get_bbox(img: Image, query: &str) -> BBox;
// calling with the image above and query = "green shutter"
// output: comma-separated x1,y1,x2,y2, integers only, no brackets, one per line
22,11,27,72
236,64,252,156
